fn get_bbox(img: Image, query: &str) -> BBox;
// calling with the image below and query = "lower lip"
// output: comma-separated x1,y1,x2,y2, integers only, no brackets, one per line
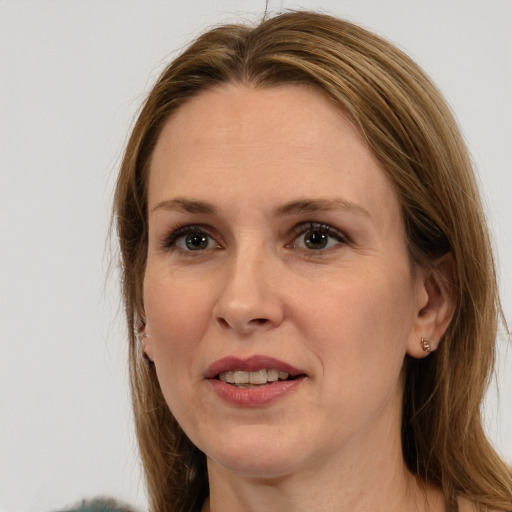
208,377,306,407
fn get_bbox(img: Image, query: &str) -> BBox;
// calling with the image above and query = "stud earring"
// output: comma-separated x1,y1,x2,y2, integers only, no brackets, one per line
421,337,432,353
137,330,154,367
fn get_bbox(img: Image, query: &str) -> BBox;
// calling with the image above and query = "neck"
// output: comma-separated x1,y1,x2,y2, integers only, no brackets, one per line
203,421,445,512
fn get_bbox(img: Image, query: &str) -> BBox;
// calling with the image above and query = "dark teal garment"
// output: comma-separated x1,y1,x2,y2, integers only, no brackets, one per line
56,497,136,512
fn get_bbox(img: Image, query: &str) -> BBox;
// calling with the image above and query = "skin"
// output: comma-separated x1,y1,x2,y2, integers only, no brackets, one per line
143,84,455,512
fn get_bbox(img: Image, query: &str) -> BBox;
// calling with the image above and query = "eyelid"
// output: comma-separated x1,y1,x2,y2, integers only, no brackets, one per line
159,223,221,251
287,221,352,249
158,221,351,253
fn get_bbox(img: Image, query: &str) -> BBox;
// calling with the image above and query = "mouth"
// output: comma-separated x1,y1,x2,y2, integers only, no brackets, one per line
217,368,301,388
206,356,307,407
206,355,306,387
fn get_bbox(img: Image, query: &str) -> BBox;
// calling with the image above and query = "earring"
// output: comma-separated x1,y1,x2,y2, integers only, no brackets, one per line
421,337,432,353
138,330,154,367
136,330,149,343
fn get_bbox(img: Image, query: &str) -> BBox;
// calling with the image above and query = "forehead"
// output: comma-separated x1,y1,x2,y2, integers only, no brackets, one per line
148,84,398,220
153,83,364,156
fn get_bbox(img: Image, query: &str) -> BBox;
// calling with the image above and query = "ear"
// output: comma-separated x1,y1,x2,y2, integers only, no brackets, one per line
139,324,154,362
407,253,456,359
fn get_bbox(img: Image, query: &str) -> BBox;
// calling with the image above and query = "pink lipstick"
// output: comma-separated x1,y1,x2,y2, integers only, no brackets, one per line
205,355,307,407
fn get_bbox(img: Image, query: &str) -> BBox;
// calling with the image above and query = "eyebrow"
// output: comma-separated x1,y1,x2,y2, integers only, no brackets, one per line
151,198,217,214
151,197,369,217
275,198,370,217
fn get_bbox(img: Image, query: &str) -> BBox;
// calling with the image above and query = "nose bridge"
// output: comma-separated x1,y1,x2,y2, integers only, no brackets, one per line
213,237,283,333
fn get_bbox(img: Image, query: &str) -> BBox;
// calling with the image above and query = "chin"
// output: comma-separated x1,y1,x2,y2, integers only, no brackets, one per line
199,425,307,479
210,452,302,480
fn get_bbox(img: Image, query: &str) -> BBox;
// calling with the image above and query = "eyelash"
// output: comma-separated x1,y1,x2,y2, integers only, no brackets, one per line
287,222,351,252
159,222,351,254
160,224,220,252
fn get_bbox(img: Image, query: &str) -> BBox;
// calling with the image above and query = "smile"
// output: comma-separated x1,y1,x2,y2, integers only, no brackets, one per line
218,369,292,386
206,355,307,406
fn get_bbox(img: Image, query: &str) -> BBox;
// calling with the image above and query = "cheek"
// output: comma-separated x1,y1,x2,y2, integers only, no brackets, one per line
143,272,213,386
300,264,416,378
143,275,216,433
313,271,414,436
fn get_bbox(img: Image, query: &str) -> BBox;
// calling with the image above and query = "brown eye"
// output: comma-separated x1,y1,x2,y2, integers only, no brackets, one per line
304,230,329,250
163,225,220,252
184,232,210,250
288,223,348,252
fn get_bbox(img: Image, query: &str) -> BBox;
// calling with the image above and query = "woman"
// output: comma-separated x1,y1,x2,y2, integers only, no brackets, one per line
113,11,512,512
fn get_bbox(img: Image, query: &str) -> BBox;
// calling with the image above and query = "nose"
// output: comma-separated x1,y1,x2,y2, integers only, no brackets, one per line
213,247,285,336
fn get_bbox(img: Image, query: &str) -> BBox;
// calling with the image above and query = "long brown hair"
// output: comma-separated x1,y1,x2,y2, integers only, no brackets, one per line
113,11,512,512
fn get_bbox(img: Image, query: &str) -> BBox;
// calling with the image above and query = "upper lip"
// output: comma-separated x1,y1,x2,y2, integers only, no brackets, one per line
205,355,306,379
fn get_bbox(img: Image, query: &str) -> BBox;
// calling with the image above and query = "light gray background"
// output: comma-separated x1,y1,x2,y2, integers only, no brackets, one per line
1,1,511,511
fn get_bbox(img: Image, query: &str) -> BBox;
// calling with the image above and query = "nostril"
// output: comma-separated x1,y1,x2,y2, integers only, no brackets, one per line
215,316,269,331
217,318,230,329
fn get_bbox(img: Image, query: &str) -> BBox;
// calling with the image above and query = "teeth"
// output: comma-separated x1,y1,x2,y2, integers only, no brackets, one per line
234,371,247,384
249,369,267,385
218,369,291,385
267,369,279,382
219,371,235,383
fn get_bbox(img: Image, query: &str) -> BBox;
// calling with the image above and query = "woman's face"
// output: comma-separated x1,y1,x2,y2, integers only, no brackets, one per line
143,84,431,478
